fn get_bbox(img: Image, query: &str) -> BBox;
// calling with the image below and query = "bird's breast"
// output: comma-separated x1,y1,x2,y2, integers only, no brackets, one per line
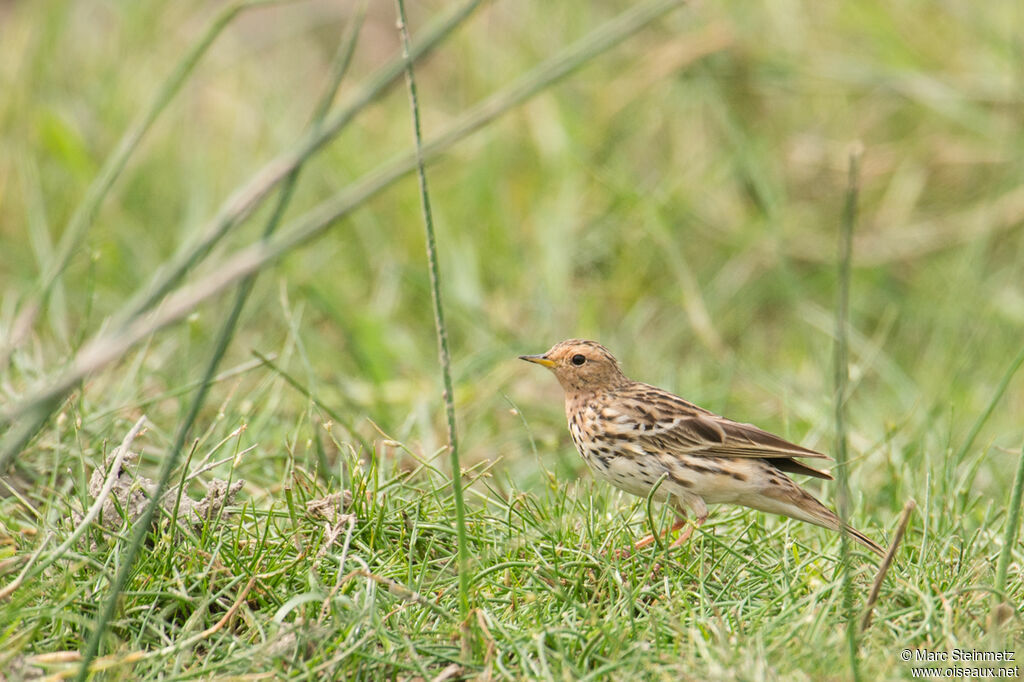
565,400,664,496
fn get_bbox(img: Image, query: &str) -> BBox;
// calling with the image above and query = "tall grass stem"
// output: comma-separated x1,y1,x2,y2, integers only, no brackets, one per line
835,144,862,682
994,443,1024,606
861,499,915,631
395,0,469,619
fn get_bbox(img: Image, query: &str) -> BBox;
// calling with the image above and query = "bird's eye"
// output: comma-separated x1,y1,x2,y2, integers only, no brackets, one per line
571,354,586,366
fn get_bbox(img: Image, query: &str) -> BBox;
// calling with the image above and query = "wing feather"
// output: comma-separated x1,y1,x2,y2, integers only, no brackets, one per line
601,387,834,479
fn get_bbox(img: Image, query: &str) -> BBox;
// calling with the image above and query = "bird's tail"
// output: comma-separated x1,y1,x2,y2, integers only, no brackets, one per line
759,484,886,558
839,521,886,558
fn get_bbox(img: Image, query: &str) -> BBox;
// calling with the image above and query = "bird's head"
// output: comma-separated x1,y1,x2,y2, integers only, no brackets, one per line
519,339,628,393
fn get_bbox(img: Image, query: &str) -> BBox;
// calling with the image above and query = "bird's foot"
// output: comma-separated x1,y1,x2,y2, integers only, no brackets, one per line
611,518,690,557
668,515,706,548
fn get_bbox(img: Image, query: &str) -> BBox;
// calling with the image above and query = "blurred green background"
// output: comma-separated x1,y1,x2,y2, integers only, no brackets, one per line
1,0,1022,675
4,0,1020,492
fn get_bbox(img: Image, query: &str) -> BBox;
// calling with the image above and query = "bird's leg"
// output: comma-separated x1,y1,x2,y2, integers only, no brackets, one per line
668,513,707,548
632,516,688,551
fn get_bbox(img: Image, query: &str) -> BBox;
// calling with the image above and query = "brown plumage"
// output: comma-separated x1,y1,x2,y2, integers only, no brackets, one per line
520,339,884,557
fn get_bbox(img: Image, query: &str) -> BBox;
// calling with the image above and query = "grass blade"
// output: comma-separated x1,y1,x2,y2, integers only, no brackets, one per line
834,143,862,681
861,499,915,631
993,443,1024,614
395,0,468,619
952,344,1024,464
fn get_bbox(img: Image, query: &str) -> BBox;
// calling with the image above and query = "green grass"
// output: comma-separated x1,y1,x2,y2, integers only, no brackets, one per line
1,0,1023,679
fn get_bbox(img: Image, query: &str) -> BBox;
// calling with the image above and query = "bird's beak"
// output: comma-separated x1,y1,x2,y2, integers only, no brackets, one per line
519,354,556,368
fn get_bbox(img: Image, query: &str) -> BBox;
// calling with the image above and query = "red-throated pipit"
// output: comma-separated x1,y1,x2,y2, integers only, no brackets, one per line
520,339,884,557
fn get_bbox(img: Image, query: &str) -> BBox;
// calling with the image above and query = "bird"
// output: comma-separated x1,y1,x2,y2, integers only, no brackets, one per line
519,339,885,557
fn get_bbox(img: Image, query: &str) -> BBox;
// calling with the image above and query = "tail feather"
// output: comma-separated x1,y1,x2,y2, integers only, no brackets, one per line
840,523,886,558
756,479,886,558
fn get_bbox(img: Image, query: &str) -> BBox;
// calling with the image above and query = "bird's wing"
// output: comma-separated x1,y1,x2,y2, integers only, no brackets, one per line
601,387,834,478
